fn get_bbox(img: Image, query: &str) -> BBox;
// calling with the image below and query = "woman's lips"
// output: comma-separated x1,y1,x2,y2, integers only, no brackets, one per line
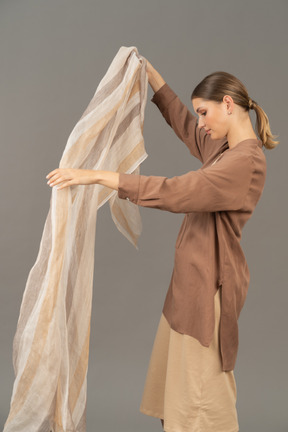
206,129,211,134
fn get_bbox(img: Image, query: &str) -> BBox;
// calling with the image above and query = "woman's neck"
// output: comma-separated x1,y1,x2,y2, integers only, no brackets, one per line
227,116,258,149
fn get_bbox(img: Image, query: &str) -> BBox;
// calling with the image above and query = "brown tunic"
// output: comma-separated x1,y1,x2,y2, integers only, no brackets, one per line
117,82,267,371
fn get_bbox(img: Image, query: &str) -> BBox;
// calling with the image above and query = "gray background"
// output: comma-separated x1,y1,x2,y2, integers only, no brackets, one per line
0,1,287,431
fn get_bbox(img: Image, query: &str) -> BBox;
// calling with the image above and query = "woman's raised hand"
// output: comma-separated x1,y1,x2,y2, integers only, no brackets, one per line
145,59,166,93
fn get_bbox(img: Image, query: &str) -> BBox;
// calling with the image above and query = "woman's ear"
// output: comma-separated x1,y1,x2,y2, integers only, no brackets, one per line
222,95,234,113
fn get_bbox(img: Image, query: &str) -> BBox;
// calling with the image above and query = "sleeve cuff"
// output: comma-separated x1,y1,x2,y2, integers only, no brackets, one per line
151,82,178,112
117,172,141,203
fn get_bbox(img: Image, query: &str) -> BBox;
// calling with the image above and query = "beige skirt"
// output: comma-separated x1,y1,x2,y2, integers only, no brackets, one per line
139,288,239,432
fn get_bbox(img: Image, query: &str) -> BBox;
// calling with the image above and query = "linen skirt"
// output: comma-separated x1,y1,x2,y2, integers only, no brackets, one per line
139,287,239,432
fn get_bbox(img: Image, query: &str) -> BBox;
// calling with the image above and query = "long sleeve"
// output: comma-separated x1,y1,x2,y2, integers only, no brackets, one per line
151,83,227,164
118,152,254,213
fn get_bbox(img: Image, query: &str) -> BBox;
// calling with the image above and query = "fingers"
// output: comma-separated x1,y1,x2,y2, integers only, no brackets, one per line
56,181,71,191
47,175,60,185
46,168,74,190
46,168,61,180
47,173,62,187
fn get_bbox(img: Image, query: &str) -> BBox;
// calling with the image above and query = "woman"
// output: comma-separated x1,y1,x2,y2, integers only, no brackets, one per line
46,60,279,432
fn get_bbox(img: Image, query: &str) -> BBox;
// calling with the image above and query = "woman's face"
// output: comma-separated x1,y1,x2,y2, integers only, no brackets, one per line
192,97,231,140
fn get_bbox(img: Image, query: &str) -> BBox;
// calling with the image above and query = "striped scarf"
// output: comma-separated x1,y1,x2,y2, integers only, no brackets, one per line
4,46,148,432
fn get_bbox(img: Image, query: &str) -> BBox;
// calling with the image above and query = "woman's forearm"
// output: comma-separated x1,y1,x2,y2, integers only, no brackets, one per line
94,170,120,191
46,168,120,191
146,60,166,93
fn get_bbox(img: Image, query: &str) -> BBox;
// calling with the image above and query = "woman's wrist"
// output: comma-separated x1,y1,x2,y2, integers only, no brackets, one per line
146,60,154,77
93,170,120,191
145,60,166,93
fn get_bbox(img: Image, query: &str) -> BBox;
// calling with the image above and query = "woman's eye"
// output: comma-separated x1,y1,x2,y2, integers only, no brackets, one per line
200,112,207,116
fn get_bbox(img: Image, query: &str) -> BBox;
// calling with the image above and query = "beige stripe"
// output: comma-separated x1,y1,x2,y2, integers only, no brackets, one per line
6,198,69,422
61,69,140,167
111,102,141,149
97,139,145,205
108,140,146,244
116,139,146,173
12,206,54,364
65,185,95,320
68,322,91,413
128,76,140,101
79,62,131,120
54,378,63,429
80,99,142,171
112,204,138,245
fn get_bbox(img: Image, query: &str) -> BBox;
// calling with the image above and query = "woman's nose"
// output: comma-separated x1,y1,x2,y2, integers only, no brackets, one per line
198,117,206,129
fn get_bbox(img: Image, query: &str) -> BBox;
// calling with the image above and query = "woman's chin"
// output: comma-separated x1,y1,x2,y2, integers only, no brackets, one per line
210,131,225,140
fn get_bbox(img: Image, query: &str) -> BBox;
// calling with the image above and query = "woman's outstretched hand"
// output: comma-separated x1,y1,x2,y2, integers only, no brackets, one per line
46,168,119,191
46,168,96,190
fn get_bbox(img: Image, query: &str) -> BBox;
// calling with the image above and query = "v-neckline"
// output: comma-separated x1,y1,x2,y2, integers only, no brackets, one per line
210,138,262,167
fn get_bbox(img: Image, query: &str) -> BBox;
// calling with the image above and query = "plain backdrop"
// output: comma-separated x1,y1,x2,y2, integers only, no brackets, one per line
0,1,287,431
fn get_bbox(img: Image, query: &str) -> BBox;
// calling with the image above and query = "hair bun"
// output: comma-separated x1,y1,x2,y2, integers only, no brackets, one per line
248,98,257,110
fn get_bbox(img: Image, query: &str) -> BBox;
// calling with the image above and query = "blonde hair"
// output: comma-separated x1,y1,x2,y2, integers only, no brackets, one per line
191,71,279,150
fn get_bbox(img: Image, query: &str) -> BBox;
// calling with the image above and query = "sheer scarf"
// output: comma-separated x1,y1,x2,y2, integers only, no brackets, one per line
4,46,148,432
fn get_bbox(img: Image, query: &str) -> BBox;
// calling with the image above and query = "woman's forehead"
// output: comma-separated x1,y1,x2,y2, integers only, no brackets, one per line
192,98,212,113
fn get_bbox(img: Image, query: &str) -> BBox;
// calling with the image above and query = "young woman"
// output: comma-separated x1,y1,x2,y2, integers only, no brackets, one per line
46,60,279,432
